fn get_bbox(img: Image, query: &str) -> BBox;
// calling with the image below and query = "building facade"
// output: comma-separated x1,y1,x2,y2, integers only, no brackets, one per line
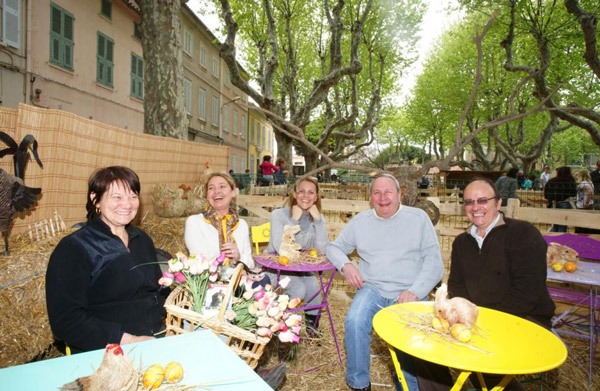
247,102,274,177
3,0,146,132
0,0,253,169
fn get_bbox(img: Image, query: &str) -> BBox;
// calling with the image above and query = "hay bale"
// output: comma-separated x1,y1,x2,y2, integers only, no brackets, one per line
0,232,68,368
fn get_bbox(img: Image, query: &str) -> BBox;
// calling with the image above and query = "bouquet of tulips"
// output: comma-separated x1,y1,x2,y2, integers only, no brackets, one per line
225,276,303,343
158,251,226,313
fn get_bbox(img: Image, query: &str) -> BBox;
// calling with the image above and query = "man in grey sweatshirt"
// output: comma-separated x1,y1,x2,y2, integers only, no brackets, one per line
327,173,444,391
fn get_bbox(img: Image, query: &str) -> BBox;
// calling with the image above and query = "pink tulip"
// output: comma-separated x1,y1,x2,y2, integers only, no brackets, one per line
225,309,236,321
257,327,273,337
256,316,271,327
277,330,298,343
168,258,184,272
209,272,219,282
279,276,291,289
288,297,302,309
209,260,219,273
217,253,227,263
292,325,301,335
174,272,186,283
254,290,265,300
267,306,281,318
175,251,188,262
158,276,173,286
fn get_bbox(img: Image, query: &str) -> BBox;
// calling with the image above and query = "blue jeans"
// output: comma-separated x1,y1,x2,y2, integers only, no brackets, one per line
549,201,572,232
345,285,419,391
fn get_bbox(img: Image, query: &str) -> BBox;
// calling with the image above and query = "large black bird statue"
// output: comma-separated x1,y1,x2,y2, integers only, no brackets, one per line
0,132,43,255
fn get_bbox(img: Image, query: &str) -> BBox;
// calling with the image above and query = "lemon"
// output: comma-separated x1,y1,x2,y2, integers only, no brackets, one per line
278,255,290,265
450,324,472,342
143,364,164,390
308,248,318,258
551,262,563,272
164,361,184,383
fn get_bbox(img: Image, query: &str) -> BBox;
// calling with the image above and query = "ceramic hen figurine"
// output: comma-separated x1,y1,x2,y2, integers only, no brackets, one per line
433,283,478,328
60,344,139,391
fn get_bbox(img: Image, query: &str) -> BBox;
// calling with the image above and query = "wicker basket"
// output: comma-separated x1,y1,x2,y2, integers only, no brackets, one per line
164,263,270,369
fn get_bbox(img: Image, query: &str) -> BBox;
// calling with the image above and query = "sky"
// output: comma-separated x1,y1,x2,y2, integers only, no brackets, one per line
186,0,462,102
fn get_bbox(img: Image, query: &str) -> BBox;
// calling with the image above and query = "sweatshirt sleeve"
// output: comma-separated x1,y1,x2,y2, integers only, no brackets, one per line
406,214,444,299
313,216,329,253
326,220,357,272
45,238,123,351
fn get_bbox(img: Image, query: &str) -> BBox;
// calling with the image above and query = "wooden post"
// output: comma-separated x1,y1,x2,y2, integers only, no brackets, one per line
506,198,520,219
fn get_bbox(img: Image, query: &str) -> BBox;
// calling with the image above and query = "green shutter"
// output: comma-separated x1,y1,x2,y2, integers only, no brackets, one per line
101,0,112,19
49,3,74,71
96,32,114,87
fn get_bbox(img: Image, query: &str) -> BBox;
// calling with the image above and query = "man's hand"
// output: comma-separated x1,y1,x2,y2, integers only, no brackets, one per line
342,263,364,290
396,290,418,303
308,204,321,220
291,205,303,220
121,332,155,345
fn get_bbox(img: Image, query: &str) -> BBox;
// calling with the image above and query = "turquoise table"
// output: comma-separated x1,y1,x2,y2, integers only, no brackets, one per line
0,330,272,390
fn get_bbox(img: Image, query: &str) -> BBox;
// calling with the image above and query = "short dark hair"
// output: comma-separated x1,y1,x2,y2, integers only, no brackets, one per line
86,166,140,220
262,155,272,162
464,176,500,200
506,167,519,178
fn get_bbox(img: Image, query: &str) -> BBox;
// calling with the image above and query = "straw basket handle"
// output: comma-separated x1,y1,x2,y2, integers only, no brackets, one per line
217,263,245,322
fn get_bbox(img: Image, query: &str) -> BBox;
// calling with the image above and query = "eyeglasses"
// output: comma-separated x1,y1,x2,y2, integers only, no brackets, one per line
463,197,496,206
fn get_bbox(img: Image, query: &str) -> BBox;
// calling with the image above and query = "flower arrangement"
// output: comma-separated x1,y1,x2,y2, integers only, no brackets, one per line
226,276,303,343
158,251,226,313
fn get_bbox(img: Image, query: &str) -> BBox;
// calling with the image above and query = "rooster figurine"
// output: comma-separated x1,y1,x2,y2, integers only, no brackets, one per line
433,283,478,328
0,132,43,255
60,344,139,391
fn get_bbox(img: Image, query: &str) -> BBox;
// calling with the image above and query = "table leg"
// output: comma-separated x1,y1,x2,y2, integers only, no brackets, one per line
387,346,411,391
451,371,472,391
472,372,514,391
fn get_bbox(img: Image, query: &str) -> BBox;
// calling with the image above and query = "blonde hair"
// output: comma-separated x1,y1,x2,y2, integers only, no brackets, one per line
204,172,237,206
287,177,322,217
578,169,591,182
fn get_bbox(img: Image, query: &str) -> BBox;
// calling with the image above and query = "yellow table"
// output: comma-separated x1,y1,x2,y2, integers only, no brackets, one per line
373,302,567,391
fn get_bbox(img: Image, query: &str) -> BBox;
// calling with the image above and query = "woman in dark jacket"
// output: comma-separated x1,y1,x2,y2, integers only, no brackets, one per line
544,166,577,232
46,166,166,353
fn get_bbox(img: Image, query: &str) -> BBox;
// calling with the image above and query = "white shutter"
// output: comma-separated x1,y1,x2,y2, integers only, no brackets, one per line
3,0,20,49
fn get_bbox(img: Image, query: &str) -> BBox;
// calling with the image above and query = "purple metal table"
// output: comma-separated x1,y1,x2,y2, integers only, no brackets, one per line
544,234,600,386
255,252,343,364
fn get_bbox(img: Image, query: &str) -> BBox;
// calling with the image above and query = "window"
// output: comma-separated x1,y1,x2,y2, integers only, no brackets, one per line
100,0,111,20
212,57,219,78
96,32,114,87
262,127,266,148
232,111,237,135
223,106,229,132
250,120,255,143
133,22,141,40
199,43,206,67
241,154,246,173
257,124,261,147
224,69,230,87
198,88,206,120
211,97,219,126
130,53,143,99
241,115,246,139
184,77,192,114
183,28,192,56
232,155,237,172
50,3,74,70
2,0,20,49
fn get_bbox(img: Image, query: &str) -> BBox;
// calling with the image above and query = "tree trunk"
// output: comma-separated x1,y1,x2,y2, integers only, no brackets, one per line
274,131,292,169
139,0,187,139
